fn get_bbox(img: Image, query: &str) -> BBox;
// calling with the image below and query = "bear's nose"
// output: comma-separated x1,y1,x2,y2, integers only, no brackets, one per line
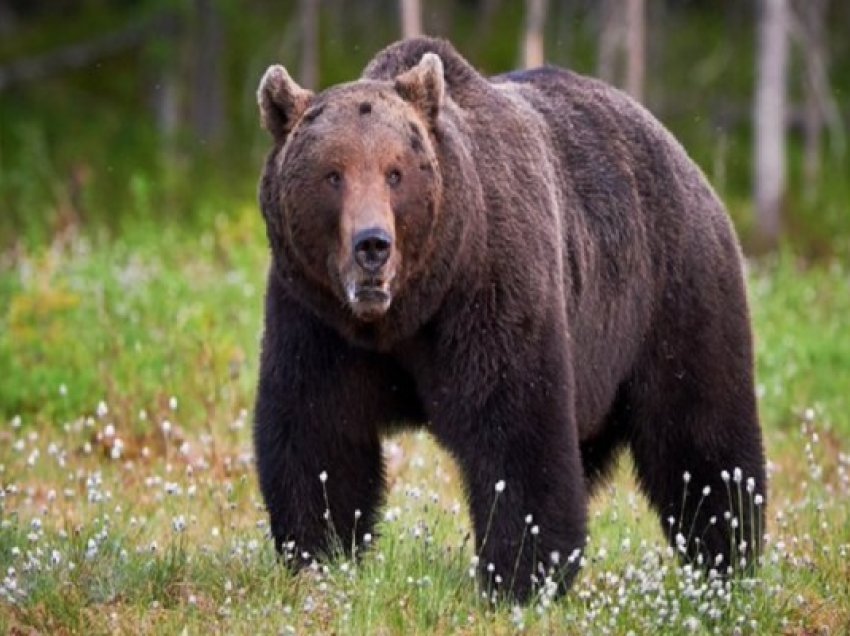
353,227,392,273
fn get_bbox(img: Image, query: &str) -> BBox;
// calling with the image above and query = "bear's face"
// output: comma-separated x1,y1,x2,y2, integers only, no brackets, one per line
258,55,445,323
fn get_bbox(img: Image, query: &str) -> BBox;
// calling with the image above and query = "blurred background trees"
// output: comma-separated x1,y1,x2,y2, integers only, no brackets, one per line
0,0,847,257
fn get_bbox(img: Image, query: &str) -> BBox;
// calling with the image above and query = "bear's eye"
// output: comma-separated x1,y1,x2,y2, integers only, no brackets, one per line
386,169,402,188
326,171,342,188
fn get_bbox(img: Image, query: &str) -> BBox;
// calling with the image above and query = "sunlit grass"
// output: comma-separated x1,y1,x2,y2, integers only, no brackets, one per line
1,210,849,633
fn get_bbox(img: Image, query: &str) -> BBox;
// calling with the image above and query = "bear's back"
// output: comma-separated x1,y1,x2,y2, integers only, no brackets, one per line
494,62,731,301
494,64,723,246
493,64,738,434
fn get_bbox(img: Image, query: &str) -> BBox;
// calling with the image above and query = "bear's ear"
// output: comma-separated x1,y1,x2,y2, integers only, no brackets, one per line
394,52,445,129
257,65,314,142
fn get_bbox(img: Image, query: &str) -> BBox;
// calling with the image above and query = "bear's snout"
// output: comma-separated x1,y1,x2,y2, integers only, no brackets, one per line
342,225,395,322
353,227,392,273
339,199,398,321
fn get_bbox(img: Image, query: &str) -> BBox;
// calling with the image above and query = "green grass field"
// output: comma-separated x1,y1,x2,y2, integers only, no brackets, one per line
1,209,849,634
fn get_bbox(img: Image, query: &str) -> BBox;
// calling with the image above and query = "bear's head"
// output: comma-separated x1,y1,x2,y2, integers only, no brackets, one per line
257,54,446,324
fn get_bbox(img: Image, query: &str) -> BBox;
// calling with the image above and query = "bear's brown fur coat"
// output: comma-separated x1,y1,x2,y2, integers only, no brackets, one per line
254,37,766,600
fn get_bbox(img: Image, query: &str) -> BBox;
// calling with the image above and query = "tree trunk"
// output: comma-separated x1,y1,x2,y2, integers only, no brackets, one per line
793,0,846,199
192,0,225,147
754,0,789,249
154,67,179,141
523,0,549,69
596,0,620,84
624,0,645,102
596,0,645,101
400,0,422,39
300,0,319,90
800,0,826,199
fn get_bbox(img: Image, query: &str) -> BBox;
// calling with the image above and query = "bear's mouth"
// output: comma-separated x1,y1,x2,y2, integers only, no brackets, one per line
354,287,390,303
345,279,392,321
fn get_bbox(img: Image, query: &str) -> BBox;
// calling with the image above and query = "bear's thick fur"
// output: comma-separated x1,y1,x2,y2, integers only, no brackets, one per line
254,37,766,600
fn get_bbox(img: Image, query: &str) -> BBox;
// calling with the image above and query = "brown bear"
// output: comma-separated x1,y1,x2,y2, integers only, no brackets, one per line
253,37,766,601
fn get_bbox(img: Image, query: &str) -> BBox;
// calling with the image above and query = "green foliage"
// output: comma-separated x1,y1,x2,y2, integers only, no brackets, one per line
750,252,850,434
0,209,265,427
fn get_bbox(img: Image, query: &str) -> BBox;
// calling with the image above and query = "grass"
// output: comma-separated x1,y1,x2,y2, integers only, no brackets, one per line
1,208,849,634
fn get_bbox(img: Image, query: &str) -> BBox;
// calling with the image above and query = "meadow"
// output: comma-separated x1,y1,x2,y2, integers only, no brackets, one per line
1,206,849,635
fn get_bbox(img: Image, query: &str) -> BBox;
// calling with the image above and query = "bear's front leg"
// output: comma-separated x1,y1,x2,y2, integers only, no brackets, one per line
433,340,588,602
254,287,392,566
255,394,384,565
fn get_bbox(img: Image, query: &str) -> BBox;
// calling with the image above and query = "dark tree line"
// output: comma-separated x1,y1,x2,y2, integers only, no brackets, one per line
1,0,847,250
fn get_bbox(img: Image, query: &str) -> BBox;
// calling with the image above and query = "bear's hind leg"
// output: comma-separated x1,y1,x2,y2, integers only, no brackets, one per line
629,384,766,572
627,319,767,574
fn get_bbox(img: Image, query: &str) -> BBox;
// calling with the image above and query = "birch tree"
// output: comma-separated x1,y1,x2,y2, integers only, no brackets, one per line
523,0,548,69
299,0,319,90
791,0,845,199
754,0,789,248
400,0,422,39
625,0,645,102
596,0,646,102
